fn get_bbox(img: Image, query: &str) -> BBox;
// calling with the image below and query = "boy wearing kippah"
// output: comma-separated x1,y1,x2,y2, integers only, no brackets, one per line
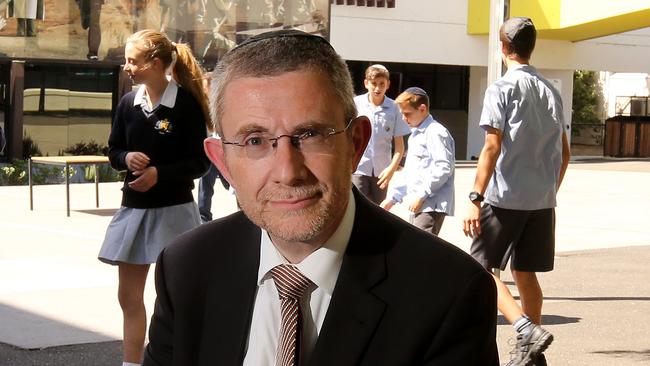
353,64,410,204
380,87,455,236
463,17,571,366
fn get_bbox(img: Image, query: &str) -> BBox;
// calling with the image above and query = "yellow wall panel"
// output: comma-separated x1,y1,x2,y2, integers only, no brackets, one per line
468,0,650,41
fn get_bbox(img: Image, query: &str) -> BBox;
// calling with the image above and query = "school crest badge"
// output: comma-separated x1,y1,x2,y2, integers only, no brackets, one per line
155,118,173,134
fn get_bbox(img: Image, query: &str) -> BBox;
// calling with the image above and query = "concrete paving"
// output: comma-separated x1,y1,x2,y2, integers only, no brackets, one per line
0,158,648,365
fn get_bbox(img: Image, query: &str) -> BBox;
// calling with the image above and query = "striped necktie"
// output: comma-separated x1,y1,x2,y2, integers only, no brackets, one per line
270,264,314,366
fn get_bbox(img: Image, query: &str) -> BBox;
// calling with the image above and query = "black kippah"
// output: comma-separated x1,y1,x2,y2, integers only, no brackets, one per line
404,87,428,97
230,29,334,53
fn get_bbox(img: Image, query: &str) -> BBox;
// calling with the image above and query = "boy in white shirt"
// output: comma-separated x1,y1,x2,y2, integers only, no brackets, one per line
352,64,410,204
381,87,455,235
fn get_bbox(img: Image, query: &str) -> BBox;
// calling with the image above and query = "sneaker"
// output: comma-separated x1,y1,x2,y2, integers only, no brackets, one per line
504,325,553,366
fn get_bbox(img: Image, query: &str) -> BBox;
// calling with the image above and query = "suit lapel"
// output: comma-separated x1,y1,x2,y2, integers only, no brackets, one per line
198,215,261,365
309,191,389,366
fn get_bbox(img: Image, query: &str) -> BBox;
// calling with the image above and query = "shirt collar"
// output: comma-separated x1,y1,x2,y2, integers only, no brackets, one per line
412,114,433,133
507,63,534,74
364,92,391,109
257,190,356,296
133,78,179,108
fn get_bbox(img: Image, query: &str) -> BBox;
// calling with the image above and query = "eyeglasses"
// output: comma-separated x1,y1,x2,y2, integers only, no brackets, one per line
222,119,354,160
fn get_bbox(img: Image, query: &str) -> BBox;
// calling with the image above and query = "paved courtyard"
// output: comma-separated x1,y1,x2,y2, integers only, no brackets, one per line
0,158,648,365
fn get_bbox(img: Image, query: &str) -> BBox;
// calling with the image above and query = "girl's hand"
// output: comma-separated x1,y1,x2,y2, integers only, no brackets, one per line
128,166,158,192
125,152,150,172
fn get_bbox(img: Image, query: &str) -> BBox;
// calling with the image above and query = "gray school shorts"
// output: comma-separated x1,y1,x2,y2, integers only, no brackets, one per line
470,204,555,272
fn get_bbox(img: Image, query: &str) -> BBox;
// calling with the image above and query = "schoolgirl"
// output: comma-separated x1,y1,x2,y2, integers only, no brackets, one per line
98,29,210,366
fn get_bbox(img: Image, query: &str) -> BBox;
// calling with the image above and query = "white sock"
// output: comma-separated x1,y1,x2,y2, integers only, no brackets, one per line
513,314,534,335
122,362,141,366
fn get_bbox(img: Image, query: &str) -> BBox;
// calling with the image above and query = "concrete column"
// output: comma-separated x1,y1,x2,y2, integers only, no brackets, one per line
487,0,508,87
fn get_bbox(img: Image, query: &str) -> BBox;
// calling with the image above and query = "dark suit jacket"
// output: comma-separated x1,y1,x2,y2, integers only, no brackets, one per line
143,190,499,365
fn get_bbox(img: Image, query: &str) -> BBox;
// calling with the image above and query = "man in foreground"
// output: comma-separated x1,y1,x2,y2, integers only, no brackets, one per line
144,29,498,366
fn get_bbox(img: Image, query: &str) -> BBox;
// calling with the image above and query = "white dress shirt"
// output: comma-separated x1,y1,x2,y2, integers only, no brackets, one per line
242,190,356,366
133,77,178,112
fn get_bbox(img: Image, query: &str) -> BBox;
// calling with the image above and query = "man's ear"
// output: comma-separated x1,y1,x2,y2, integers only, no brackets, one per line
350,116,371,172
204,136,233,186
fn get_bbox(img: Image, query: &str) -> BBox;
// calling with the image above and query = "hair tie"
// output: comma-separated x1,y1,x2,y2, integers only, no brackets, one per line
171,42,177,51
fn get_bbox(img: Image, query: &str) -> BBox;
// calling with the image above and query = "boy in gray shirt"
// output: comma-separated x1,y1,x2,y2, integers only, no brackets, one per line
462,17,570,366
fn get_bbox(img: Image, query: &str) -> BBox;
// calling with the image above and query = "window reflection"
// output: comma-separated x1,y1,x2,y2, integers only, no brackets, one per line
0,1,331,160
0,1,330,65
23,64,115,157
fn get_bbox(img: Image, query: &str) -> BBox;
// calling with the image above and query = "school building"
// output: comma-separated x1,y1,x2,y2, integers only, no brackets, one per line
1,0,649,161
331,0,650,158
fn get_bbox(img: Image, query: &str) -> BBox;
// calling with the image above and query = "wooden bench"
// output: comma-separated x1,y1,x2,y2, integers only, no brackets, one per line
28,156,111,217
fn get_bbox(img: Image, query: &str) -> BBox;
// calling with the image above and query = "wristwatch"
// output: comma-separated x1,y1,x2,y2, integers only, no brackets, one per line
469,191,484,203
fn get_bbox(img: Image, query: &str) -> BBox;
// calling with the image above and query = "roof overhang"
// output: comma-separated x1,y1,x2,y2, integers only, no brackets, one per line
468,0,650,41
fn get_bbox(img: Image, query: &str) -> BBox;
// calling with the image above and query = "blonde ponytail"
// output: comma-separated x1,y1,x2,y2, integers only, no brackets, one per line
172,43,211,130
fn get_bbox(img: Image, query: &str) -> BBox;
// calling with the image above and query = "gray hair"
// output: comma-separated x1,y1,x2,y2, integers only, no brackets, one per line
209,33,357,136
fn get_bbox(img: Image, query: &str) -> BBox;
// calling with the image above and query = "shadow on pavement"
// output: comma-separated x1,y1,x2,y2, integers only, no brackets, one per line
0,341,122,366
540,314,582,325
497,314,582,326
73,208,118,217
571,157,650,164
543,296,650,302
0,303,116,349
591,349,650,362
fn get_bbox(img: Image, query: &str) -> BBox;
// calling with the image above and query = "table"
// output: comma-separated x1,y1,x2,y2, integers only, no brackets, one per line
28,156,111,217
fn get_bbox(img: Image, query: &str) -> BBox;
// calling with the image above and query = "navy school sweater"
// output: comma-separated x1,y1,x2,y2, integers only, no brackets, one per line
108,86,209,208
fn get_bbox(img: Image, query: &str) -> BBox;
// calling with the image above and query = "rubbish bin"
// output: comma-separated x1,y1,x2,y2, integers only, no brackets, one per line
604,116,650,157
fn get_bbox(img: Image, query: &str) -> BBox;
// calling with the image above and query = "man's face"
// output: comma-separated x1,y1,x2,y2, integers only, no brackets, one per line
364,77,389,100
207,70,369,245
399,104,428,127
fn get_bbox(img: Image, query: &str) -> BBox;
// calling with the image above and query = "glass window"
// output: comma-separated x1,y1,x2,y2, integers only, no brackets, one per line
22,63,116,157
433,66,466,110
0,0,330,69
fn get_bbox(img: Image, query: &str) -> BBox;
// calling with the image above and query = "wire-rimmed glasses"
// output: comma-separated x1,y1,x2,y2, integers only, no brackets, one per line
221,119,354,160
